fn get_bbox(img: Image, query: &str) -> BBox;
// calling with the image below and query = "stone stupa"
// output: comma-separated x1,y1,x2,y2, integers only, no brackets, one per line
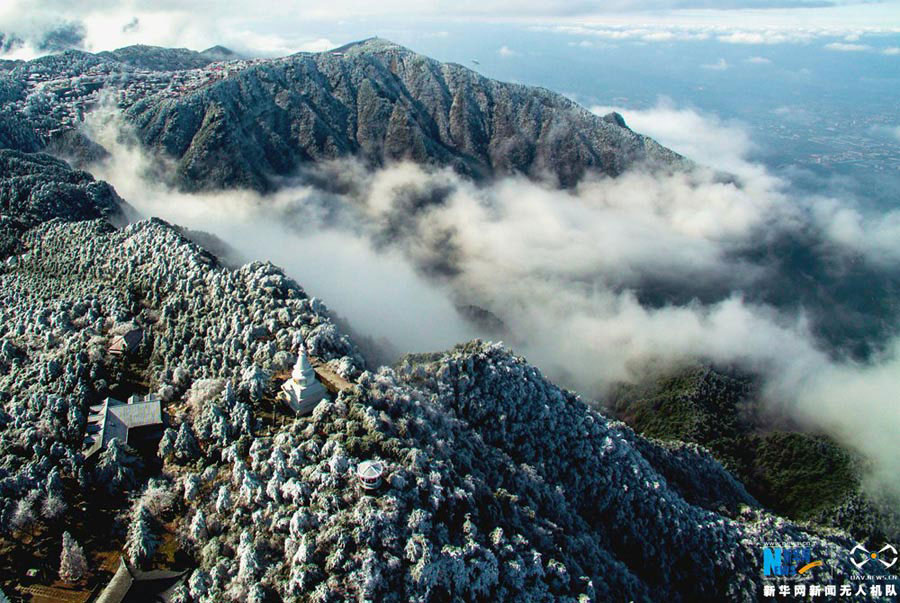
280,346,327,415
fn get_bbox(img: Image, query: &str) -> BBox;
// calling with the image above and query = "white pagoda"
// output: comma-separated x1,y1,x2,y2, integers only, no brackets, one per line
281,347,327,415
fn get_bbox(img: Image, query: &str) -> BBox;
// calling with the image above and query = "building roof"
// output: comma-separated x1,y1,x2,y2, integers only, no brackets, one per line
109,328,143,354
357,460,384,480
96,558,133,603
96,557,188,603
84,395,163,456
112,400,163,430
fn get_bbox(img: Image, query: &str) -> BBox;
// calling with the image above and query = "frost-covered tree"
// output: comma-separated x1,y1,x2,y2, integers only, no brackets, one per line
174,422,201,464
42,491,67,521
138,479,176,518
189,509,208,543
125,504,159,569
230,402,253,436
188,569,210,601
239,365,268,403
168,583,191,603
183,474,201,503
235,530,260,591
11,492,38,537
94,438,142,495
215,484,231,515
59,531,87,583
187,378,225,418
158,427,177,461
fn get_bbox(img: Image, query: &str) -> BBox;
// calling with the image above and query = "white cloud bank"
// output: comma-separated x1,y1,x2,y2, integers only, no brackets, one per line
824,41,871,51
81,102,900,498
543,16,900,50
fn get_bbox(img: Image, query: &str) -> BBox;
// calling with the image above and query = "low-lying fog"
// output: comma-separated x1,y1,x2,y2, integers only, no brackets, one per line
83,105,900,500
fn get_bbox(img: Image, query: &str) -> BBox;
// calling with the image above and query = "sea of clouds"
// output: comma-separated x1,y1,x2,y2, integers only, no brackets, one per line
81,99,900,499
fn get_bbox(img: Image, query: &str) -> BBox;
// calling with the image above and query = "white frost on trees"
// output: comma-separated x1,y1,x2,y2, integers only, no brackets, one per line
158,427,176,460
94,438,141,494
190,509,208,543
174,421,201,463
59,531,87,583
125,503,159,568
233,530,260,595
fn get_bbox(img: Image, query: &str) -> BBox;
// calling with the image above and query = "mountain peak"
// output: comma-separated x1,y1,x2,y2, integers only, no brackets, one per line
327,36,408,55
201,45,238,59
118,42,683,191
602,111,630,129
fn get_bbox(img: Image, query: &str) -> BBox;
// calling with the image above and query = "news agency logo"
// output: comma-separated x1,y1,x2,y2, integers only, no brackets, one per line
762,545,824,578
849,543,898,570
760,542,900,599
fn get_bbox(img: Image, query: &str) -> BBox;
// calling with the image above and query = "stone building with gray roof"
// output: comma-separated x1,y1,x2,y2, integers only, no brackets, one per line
84,394,164,457
108,328,143,356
